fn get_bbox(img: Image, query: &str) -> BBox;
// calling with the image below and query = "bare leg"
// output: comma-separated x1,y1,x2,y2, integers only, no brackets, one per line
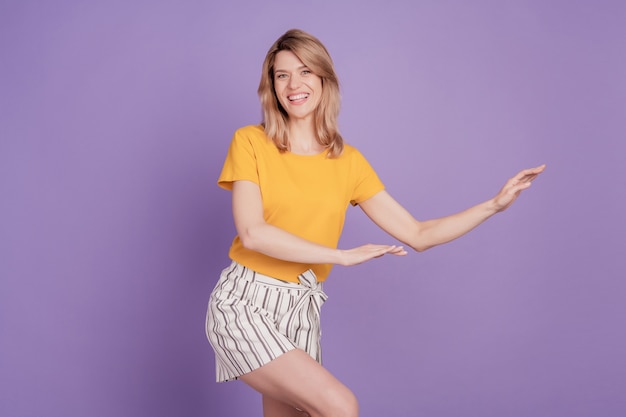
263,395,310,417
240,349,358,417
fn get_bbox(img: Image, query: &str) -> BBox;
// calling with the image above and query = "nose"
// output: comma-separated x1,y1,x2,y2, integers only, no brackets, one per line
288,73,301,89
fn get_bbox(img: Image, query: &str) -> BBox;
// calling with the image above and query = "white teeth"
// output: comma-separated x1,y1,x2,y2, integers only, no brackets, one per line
288,93,309,101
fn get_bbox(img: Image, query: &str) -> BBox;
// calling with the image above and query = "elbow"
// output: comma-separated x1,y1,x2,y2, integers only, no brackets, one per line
240,234,255,251
238,224,264,252
411,243,433,253
407,224,433,252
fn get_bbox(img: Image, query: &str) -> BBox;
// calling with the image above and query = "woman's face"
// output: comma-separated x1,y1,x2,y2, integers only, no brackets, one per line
273,50,323,122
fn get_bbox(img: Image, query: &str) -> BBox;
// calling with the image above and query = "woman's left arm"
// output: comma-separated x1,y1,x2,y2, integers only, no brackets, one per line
358,164,546,252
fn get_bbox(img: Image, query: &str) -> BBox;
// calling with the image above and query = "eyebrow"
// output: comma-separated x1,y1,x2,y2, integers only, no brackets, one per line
274,65,309,73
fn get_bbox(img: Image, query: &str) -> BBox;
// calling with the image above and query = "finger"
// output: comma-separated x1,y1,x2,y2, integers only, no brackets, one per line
519,173,539,183
383,245,402,254
387,246,406,254
374,245,397,256
514,169,537,182
510,182,532,193
365,244,394,251
510,171,541,187
375,245,406,258
527,163,546,173
515,164,546,180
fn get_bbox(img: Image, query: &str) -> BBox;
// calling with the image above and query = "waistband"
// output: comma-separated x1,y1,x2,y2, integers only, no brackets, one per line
231,261,320,290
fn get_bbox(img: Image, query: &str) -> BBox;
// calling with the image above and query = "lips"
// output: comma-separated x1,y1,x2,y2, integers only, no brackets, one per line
288,93,309,102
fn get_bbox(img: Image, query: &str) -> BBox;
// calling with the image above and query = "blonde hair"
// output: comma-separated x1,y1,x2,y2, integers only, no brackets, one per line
258,29,343,158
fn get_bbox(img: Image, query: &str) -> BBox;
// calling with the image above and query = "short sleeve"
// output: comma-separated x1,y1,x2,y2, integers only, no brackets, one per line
349,149,385,205
217,128,260,191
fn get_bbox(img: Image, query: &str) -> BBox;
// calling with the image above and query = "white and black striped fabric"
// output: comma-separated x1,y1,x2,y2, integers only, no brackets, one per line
206,261,328,382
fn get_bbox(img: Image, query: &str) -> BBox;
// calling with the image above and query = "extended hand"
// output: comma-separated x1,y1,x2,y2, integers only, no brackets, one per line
493,164,546,212
339,244,407,266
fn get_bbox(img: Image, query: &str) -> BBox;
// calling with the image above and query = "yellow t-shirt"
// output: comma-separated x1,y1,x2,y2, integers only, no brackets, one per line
218,125,385,282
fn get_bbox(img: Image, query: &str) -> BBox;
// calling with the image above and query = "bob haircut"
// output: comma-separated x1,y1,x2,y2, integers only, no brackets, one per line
258,29,343,158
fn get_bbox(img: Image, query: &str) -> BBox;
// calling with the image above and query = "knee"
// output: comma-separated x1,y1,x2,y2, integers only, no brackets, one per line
324,389,359,417
340,393,359,417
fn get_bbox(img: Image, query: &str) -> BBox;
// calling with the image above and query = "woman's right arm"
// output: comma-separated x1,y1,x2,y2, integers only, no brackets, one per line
232,180,406,266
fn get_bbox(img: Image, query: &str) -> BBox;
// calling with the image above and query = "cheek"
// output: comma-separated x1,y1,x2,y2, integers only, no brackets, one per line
315,80,324,98
314,84,324,104
273,87,285,103
274,91,289,110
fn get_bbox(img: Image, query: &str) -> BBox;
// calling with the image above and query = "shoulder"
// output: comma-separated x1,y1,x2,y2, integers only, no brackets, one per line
341,143,359,155
339,143,369,163
234,124,265,136
233,124,267,142
231,125,275,149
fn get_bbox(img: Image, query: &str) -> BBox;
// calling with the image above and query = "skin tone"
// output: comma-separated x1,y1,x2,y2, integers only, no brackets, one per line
272,50,324,155
233,50,546,417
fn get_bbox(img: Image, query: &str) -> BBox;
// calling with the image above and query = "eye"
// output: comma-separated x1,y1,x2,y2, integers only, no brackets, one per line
301,69,311,75
275,73,288,80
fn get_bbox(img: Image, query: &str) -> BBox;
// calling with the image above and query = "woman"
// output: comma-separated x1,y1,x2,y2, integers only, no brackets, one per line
207,29,545,417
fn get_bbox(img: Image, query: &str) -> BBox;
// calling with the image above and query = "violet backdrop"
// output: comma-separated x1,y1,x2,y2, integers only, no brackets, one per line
1,1,625,416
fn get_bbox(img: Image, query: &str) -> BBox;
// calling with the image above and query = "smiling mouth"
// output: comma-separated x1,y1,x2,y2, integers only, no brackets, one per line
288,93,309,101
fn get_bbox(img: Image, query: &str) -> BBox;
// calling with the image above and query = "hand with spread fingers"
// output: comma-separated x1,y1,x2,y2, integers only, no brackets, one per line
339,244,408,266
493,164,546,212
492,164,546,212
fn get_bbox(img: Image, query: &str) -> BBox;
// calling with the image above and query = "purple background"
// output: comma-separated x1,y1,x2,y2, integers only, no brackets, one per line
2,1,625,416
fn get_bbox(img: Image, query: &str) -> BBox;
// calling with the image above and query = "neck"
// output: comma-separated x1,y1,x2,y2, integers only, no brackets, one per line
287,119,324,155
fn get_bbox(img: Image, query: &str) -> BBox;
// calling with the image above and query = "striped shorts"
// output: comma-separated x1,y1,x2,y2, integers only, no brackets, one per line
206,261,328,382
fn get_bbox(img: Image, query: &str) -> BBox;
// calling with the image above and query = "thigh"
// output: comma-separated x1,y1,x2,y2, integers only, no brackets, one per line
240,349,358,417
263,395,310,417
